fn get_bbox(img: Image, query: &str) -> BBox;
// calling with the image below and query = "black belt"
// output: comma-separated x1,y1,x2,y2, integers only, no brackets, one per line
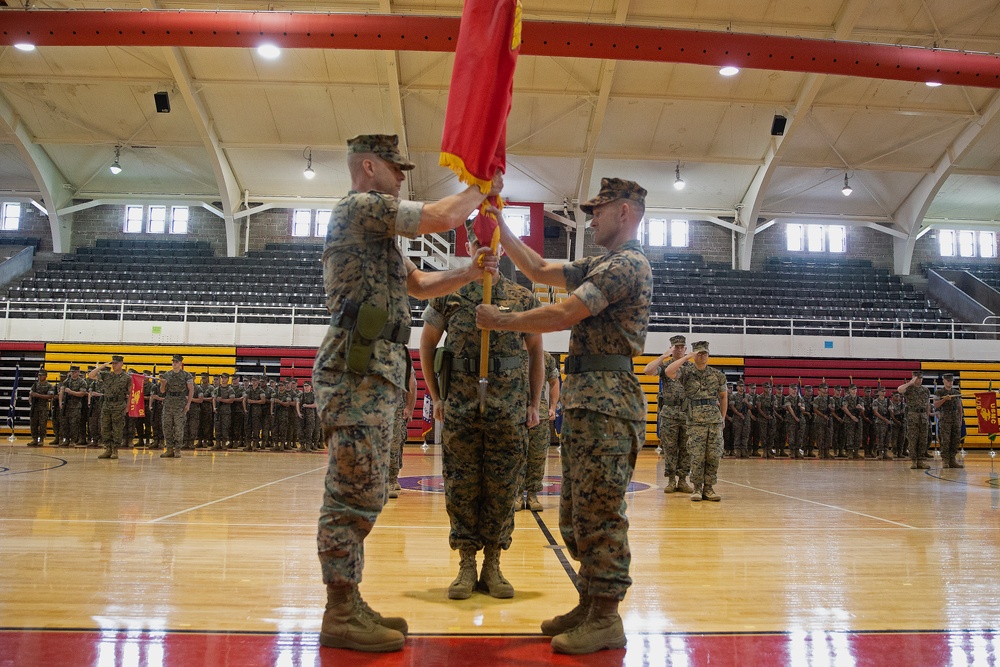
691,398,718,406
662,400,683,407
330,301,410,345
453,356,522,374
564,354,632,374
166,391,187,397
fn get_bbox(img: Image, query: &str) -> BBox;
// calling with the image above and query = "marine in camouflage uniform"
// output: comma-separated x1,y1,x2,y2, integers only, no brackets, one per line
831,386,846,458
518,351,561,509
149,380,165,449
183,376,204,449
197,375,215,447
800,385,815,457
159,354,194,458
730,381,751,458
669,342,727,501
421,221,543,600
782,384,805,458
87,373,103,446
213,374,235,450
899,371,931,470
61,366,88,446
262,379,276,449
934,373,964,468
644,335,692,492
231,377,247,450
88,355,131,459
28,369,56,446
871,387,892,460
841,385,864,460
50,374,63,446
756,382,775,458
244,376,268,451
889,392,906,458
477,177,651,655
812,383,834,459
312,133,502,652
272,380,292,451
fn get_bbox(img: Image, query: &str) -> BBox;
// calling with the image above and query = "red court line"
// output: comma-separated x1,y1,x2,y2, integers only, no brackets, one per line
1,629,995,667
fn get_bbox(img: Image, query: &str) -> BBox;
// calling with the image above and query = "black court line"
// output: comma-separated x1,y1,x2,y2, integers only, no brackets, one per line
0,452,68,477
529,509,579,590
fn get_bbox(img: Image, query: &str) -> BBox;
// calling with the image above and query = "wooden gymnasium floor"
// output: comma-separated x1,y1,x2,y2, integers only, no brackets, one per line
1,439,998,667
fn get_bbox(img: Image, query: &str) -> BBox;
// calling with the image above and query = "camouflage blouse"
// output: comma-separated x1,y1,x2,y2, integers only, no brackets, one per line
98,369,131,407
657,361,688,418
560,239,652,422
934,386,964,420
902,383,930,415
677,364,726,425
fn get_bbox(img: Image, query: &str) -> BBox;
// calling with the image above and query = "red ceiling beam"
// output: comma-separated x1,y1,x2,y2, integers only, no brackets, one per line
3,10,1000,88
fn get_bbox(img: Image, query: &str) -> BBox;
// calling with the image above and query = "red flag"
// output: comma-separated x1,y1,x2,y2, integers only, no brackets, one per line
975,391,999,434
439,0,520,198
128,373,146,418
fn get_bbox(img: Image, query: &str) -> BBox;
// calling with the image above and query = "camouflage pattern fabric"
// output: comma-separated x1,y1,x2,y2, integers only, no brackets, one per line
871,396,890,457
62,376,88,444
756,390,775,457
97,369,130,448
300,390,318,450
889,396,906,457
215,385,235,446
424,274,537,552
902,383,930,461
522,352,560,494
677,364,726,488
313,188,421,586
841,394,864,456
29,380,55,443
730,390,750,454
388,394,407,481
161,369,193,450
783,392,805,456
812,393,833,458
935,386,963,462
246,386,267,448
559,408,642,600
87,380,102,445
658,362,690,476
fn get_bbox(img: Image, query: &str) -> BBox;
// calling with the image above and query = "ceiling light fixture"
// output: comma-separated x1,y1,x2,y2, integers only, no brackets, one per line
303,147,315,180
719,66,740,76
257,43,281,59
109,146,123,175
925,81,942,87
841,172,853,197
13,43,36,52
673,163,685,191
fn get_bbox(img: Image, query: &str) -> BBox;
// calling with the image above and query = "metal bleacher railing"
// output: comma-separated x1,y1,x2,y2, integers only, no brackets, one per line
3,297,997,340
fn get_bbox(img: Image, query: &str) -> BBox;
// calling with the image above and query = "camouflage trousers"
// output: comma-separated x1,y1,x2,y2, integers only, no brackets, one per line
938,418,962,462
890,422,905,457
441,410,526,552
731,416,750,454
216,408,231,446
522,415,551,496
905,413,929,461
30,404,49,442
184,410,198,447
150,403,164,445
657,409,689,477
247,407,265,447
198,406,214,445
388,400,407,482
687,421,723,489
783,418,804,455
874,421,890,457
63,399,84,444
303,409,318,450
316,375,402,586
162,398,187,449
758,417,774,457
814,417,832,458
842,418,862,455
99,403,127,448
88,398,102,443
559,408,642,601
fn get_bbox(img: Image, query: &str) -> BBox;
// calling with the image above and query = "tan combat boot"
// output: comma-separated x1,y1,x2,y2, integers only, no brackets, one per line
526,493,543,512
675,477,694,494
662,476,677,494
950,457,964,469
541,593,590,636
478,544,514,598
319,584,404,652
447,548,478,600
97,446,113,459
690,484,703,502
702,486,721,502
354,588,408,636
551,596,626,654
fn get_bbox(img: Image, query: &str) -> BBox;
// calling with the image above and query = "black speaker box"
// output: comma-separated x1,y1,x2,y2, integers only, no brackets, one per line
770,115,787,136
154,91,171,113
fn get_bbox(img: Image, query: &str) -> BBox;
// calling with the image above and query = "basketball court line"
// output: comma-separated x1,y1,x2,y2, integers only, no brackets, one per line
717,478,918,528
147,466,327,523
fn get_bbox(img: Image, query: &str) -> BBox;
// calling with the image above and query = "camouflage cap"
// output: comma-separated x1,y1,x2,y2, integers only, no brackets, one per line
912,369,923,377
111,355,124,363
848,383,857,389
579,177,646,214
172,354,183,362
692,341,709,353
347,134,415,171
942,373,954,381
669,335,686,346
69,365,80,371
818,383,828,389
463,217,483,245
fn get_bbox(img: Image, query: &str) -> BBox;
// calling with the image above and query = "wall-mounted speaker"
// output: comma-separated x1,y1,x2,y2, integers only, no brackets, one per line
770,115,787,136
154,91,171,113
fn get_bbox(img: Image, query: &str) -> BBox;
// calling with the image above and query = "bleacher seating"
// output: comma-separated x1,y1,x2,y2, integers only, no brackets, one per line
925,263,1000,292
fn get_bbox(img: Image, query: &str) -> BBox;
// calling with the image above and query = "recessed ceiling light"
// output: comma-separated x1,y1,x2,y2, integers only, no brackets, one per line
257,44,281,59
925,81,942,87
14,43,35,52
719,66,740,77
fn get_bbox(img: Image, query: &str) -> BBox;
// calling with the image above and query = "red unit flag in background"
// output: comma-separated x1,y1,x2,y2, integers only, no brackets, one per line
975,391,999,434
128,373,146,418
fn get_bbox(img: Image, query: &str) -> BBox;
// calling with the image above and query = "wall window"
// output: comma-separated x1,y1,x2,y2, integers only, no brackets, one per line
124,205,144,233
292,209,330,237
503,206,531,238
123,204,190,234
647,218,689,247
786,223,846,253
2,202,21,231
171,206,189,234
939,229,997,258
148,206,167,233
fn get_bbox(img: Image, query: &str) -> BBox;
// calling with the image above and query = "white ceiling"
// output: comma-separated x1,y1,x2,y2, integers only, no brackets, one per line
2,0,1000,256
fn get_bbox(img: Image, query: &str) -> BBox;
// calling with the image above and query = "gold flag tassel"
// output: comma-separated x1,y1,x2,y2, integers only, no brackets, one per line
478,220,502,413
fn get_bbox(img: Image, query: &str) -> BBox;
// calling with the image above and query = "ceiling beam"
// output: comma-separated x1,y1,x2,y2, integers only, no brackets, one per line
4,10,1000,89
